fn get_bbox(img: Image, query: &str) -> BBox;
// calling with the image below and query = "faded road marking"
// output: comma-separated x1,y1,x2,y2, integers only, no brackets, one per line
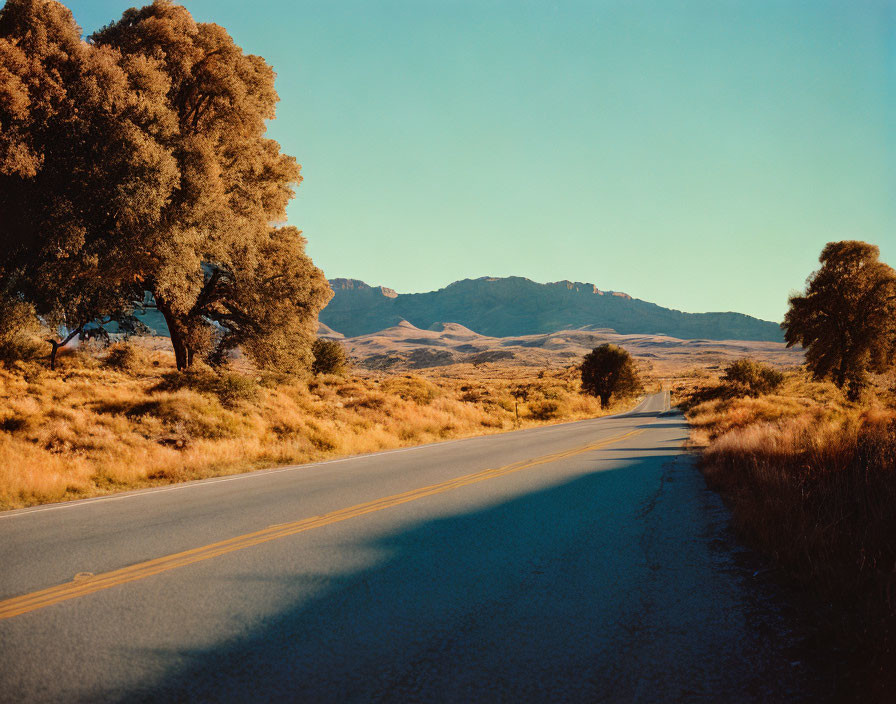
0,429,642,620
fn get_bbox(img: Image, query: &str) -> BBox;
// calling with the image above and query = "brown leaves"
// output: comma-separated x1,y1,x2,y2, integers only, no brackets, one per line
1,0,329,373
89,2,328,371
0,0,179,330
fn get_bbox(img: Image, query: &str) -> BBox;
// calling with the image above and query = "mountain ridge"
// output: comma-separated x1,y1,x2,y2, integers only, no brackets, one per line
320,276,783,342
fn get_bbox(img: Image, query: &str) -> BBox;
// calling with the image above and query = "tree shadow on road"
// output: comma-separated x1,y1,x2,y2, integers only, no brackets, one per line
117,452,828,704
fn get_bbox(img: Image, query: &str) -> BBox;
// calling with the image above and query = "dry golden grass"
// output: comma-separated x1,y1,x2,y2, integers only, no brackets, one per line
0,340,637,510
678,368,896,700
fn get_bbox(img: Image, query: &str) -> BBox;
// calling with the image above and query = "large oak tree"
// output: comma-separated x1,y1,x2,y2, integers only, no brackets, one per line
1,0,330,371
0,0,177,365
92,0,331,370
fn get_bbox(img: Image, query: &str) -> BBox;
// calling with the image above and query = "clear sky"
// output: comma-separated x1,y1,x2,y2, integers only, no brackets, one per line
63,0,895,322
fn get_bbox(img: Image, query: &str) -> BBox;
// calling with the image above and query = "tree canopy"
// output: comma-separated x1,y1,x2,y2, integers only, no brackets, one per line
0,0,176,341
580,344,643,407
0,0,331,371
783,241,896,397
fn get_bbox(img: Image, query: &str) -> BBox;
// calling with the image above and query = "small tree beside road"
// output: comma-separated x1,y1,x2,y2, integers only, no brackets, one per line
783,241,896,398
580,344,643,407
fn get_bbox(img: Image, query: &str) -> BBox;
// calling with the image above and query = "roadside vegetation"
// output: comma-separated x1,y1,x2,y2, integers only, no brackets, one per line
677,364,895,700
671,238,896,701
0,338,640,511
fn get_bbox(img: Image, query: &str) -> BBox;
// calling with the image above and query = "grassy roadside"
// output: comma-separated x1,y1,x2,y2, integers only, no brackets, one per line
0,341,638,511
674,370,896,701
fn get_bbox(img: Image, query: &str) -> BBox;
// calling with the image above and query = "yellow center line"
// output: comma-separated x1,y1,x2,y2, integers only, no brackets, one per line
0,428,643,620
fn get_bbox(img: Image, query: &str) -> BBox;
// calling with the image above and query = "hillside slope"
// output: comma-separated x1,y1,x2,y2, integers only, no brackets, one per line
332,320,802,373
320,277,783,341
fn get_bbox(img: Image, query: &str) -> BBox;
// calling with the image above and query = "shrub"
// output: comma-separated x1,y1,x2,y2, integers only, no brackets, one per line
153,369,259,407
539,385,565,400
125,395,246,439
381,376,438,405
721,358,785,396
0,296,44,366
343,393,386,410
209,373,260,406
311,338,349,375
258,370,298,389
528,399,560,420
104,342,147,374
496,396,515,412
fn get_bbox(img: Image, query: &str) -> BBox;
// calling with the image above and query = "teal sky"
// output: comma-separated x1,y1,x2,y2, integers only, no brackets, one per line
63,0,895,322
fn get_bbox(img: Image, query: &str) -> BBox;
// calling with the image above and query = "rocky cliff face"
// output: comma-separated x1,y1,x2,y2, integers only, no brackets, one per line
319,276,783,342
329,278,398,298
546,280,631,298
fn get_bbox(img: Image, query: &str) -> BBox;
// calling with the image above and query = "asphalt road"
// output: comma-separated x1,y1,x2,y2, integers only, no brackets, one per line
0,392,824,702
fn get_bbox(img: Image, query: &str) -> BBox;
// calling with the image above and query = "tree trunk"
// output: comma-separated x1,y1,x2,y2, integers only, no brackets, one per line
49,340,60,371
47,326,83,371
155,295,190,370
835,356,848,389
600,392,611,407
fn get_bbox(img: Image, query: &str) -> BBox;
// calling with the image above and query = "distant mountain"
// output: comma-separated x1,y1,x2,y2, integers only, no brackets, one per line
319,276,783,342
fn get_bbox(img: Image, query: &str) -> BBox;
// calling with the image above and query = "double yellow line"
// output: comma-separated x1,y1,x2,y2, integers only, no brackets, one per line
0,428,642,620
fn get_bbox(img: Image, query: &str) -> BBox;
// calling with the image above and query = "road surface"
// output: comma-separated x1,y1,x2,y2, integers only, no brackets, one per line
0,392,824,702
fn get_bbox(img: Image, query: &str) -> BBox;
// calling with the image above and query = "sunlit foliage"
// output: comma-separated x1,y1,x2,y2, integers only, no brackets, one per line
0,0,330,371
783,241,896,398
